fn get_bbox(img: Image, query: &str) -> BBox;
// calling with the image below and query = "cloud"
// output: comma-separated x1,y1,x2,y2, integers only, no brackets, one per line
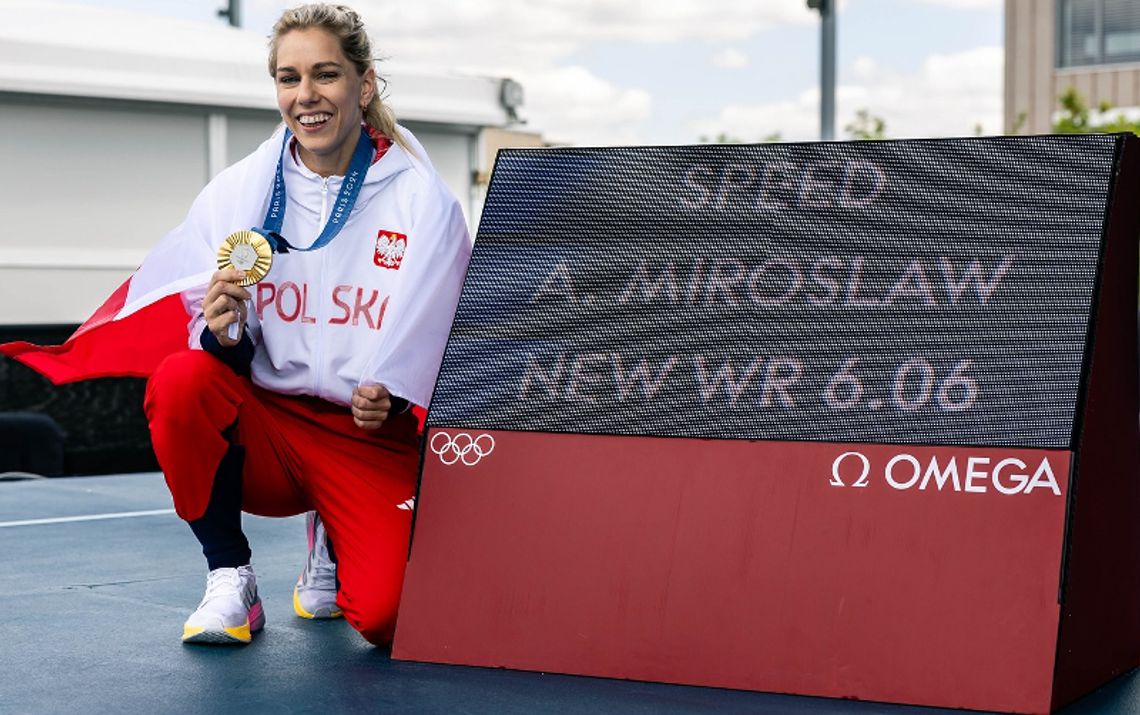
850,57,878,82
692,93,819,143
712,48,750,69
373,0,811,43
345,0,813,74
691,45,1003,142
518,66,653,146
915,0,1001,9
336,0,813,145
240,0,817,146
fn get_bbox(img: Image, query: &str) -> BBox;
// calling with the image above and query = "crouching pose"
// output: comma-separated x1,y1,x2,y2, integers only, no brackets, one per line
144,3,470,645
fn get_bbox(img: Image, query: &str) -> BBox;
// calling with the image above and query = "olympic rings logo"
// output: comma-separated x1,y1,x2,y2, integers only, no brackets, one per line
429,431,496,466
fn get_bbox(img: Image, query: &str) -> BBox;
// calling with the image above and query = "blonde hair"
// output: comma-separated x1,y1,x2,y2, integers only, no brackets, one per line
269,3,412,153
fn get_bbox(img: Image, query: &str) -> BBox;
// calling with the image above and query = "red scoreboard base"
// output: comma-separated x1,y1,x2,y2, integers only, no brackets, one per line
394,430,1140,714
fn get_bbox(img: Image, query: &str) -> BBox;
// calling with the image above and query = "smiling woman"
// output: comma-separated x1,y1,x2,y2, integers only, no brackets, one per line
4,2,473,650
273,28,373,177
135,3,474,649
268,5,413,175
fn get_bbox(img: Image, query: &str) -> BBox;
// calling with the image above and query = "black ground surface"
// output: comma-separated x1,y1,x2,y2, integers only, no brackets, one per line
2,473,1138,715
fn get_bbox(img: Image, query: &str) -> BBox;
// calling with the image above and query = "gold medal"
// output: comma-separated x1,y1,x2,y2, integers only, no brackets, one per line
217,230,273,286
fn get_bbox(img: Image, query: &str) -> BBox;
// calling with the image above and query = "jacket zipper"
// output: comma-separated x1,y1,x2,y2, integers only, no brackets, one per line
318,177,330,227
312,176,331,397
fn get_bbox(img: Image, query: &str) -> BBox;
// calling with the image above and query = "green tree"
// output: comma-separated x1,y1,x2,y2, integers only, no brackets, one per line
1053,86,1140,136
844,109,888,140
697,131,782,144
698,132,745,144
1010,112,1028,134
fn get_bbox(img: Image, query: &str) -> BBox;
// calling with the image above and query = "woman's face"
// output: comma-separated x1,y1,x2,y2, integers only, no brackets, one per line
274,28,375,176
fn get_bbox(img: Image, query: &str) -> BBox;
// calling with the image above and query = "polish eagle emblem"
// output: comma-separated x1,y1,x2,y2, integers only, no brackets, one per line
374,230,407,270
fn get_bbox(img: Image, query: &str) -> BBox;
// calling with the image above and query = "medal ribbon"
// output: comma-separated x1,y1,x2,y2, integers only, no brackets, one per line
252,125,374,254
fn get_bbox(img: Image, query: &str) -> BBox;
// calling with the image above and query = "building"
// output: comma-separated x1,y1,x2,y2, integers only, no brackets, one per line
0,0,534,326
1005,0,1140,134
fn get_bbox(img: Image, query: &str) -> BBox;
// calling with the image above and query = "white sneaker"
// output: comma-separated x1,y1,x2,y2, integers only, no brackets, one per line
293,511,342,619
182,565,264,644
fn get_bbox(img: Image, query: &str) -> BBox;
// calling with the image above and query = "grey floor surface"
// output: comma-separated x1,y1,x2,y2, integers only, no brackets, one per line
1,473,1138,715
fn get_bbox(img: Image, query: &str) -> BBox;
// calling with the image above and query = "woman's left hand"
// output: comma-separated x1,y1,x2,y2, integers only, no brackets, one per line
352,384,392,430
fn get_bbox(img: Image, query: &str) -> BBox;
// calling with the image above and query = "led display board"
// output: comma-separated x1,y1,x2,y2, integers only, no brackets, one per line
430,136,1118,449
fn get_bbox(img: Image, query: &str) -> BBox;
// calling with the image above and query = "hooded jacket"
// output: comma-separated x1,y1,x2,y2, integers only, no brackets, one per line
134,124,471,408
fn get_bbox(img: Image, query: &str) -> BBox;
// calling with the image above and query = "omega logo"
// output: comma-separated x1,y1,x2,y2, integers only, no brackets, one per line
830,450,1062,496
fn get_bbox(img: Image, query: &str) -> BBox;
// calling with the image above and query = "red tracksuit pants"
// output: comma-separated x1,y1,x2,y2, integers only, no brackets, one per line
144,350,419,645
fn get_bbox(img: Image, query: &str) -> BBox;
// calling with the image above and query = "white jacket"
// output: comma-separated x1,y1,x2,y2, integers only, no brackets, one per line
127,125,471,408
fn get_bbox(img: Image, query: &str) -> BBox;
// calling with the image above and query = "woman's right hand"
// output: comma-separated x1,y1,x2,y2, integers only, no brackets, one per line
204,268,251,346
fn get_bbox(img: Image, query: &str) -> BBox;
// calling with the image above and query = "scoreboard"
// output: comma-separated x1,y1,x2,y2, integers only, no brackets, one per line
398,134,1140,715
430,136,1114,448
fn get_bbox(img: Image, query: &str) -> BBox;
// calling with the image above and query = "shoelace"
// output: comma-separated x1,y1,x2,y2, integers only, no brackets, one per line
201,568,245,605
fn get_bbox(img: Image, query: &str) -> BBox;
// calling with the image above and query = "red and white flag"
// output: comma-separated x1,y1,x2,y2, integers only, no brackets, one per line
0,280,197,384
0,129,282,385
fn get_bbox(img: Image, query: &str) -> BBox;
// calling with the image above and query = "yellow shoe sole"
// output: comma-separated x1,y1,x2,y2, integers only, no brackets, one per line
182,621,252,644
182,601,264,644
293,585,343,620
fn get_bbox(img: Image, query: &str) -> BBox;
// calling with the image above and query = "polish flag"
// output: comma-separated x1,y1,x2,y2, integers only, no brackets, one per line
0,130,278,386
0,278,197,385
0,226,215,385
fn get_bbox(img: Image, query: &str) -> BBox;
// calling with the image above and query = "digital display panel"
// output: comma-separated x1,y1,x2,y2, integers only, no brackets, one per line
428,135,1122,449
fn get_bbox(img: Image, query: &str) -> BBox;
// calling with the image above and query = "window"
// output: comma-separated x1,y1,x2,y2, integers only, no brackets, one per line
1058,0,1140,67
1104,0,1140,61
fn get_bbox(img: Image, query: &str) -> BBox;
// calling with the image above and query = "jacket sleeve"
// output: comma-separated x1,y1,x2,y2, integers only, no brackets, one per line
199,327,255,375
174,183,264,356
357,180,472,407
163,132,281,352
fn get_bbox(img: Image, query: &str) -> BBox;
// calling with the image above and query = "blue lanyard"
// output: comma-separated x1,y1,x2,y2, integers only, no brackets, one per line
252,126,374,254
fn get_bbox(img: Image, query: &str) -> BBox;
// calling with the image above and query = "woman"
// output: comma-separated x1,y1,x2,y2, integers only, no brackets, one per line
144,3,470,645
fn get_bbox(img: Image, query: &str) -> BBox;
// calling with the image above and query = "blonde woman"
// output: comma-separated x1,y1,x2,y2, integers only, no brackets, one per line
143,3,469,645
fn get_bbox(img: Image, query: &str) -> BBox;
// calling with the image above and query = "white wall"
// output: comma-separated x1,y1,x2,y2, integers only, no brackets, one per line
0,95,210,324
405,123,477,227
225,112,282,167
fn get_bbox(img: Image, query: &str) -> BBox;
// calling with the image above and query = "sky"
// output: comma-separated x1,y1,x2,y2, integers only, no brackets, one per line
81,0,1004,146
